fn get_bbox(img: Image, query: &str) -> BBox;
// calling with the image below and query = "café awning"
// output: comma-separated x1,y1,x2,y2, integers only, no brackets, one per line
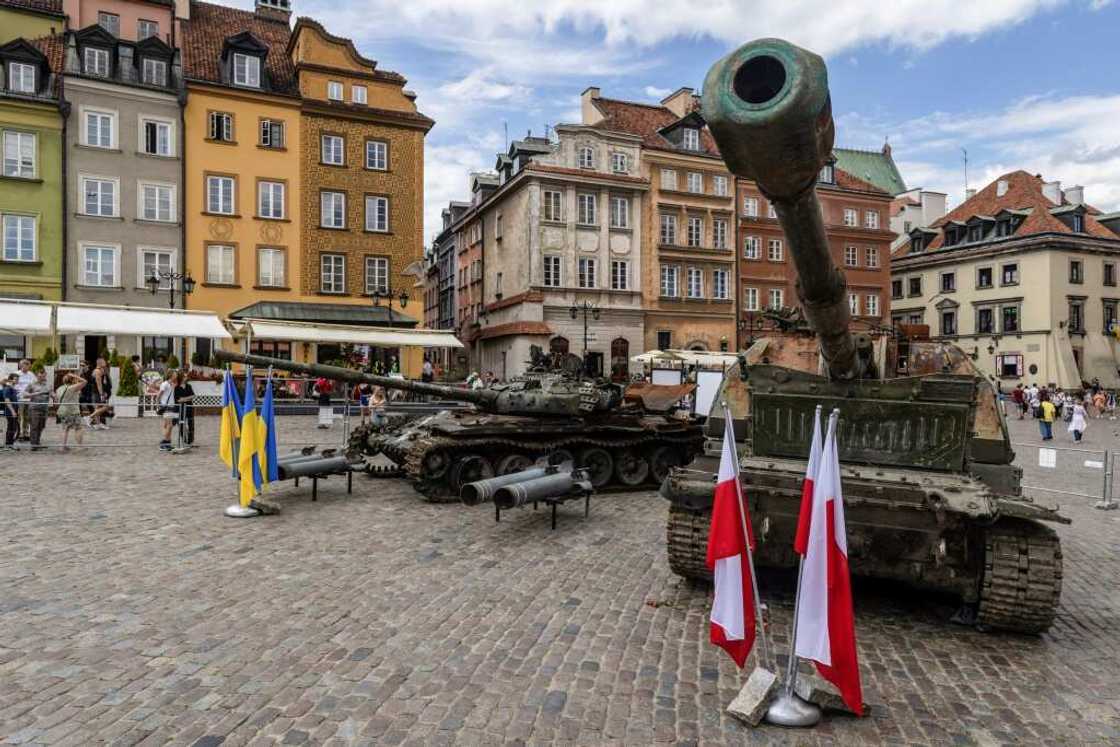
240,318,463,348
632,349,740,368
0,299,230,338
0,299,53,335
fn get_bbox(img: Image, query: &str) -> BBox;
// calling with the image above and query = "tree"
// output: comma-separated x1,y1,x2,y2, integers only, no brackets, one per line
117,358,140,397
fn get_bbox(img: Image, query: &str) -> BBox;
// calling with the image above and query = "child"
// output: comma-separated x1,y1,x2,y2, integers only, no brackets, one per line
313,376,334,429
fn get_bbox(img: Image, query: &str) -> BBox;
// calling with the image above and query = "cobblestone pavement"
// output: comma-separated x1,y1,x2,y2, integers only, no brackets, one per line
1,414,1118,745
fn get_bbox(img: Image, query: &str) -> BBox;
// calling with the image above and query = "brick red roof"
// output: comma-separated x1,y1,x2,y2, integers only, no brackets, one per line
832,169,888,195
591,97,723,158
181,0,297,94
0,0,63,15
478,321,552,340
28,33,61,74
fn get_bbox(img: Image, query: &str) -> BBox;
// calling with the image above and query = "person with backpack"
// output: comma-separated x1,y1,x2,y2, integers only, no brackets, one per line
55,373,86,451
313,376,334,429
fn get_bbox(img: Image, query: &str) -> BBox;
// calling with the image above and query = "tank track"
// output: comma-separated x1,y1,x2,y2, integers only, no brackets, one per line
667,505,712,582
976,519,1063,634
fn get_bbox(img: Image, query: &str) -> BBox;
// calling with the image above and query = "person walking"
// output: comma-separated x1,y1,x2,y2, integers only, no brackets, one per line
1,373,18,449
370,386,387,430
313,376,334,429
20,368,52,450
1038,392,1056,441
1012,384,1026,420
14,358,34,440
86,358,112,430
157,371,178,451
55,373,86,451
421,358,434,383
1092,389,1106,419
174,371,196,446
1068,398,1088,442
354,381,373,424
1028,385,1041,419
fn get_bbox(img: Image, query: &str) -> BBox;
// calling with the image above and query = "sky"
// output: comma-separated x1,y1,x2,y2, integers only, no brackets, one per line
232,0,1120,242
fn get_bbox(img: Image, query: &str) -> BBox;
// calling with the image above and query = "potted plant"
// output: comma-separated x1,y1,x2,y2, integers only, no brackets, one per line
111,359,141,417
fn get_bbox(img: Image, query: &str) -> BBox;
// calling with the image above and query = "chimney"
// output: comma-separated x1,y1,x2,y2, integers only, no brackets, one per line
1063,185,1084,205
661,87,695,118
1042,180,1062,205
965,188,976,200
174,0,189,20
581,86,603,125
996,179,1008,197
255,0,292,23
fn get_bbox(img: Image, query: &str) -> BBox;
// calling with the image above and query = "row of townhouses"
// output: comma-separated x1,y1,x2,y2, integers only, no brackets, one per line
0,0,431,372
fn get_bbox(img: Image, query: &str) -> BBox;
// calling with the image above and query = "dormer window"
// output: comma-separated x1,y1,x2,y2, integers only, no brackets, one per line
84,47,110,77
98,12,120,37
682,128,700,150
141,58,166,86
611,152,627,173
578,146,594,169
968,224,983,242
996,219,1012,237
1072,214,1084,233
138,20,159,40
8,62,35,93
911,236,924,253
233,53,260,88
819,164,834,184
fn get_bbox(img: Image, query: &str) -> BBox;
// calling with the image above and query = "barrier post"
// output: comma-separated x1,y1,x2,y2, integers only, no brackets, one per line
1095,450,1117,510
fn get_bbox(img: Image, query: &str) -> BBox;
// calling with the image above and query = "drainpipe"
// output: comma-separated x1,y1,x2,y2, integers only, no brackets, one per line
478,213,485,373
58,65,70,355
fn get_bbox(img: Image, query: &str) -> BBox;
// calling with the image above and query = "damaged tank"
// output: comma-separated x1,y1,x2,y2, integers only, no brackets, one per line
214,348,704,502
661,38,1068,634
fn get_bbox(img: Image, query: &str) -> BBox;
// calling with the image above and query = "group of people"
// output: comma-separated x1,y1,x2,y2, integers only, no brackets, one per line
1009,380,1115,442
1,357,118,451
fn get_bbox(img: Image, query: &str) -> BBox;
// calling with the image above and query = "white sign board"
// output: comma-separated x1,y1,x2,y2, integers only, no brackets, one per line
57,354,80,369
694,369,724,419
1038,448,1056,468
651,368,683,386
1084,460,1104,469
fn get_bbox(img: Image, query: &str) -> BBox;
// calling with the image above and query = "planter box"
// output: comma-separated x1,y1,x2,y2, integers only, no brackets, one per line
110,396,140,417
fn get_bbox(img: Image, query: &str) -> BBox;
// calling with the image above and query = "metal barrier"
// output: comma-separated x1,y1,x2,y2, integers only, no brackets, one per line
1011,440,1116,510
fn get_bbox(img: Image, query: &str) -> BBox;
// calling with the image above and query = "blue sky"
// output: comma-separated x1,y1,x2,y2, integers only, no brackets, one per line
234,0,1120,241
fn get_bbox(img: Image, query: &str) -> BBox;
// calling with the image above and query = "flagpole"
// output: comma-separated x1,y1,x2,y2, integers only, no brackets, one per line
784,403,821,697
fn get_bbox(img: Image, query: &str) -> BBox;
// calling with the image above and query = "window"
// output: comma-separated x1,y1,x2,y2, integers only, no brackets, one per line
578,257,597,288
995,354,1023,378
321,191,346,228
687,267,703,298
140,249,172,288
327,81,343,101
682,128,699,150
250,340,290,361
8,62,34,93
713,219,727,249
365,195,389,232
911,237,925,253
743,236,760,259
977,307,994,334
967,224,983,243
767,202,777,219
495,213,502,239
578,146,594,169
321,254,345,293
2,214,35,261
257,247,285,287
494,272,502,297
686,172,703,193
609,196,629,229
2,131,34,178
233,53,260,87
865,247,879,268
206,245,234,284
140,183,174,222
577,193,597,225
352,85,367,105
1069,300,1084,333
767,238,783,262
1104,300,1117,334
141,119,171,156
98,12,120,35
848,294,859,315
977,267,993,289
81,177,116,216
84,47,110,77
660,168,677,191
84,110,114,148
657,330,672,350
1106,262,1117,287
365,140,387,170
864,210,879,229
743,196,758,217
865,294,880,316
1069,259,1083,284
365,256,388,294
321,135,344,165
137,20,159,39
907,312,923,325
941,310,957,336
611,260,629,290
687,216,703,247
543,190,562,222
713,269,729,300
768,288,784,309
844,246,858,267
611,152,627,173
208,111,233,142
744,287,759,311
141,58,166,86
259,119,284,149
1001,263,1019,285
83,244,117,287
941,272,956,292
891,279,902,299
1072,214,1084,233
660,214,677,245
713,175,728,197
843,208,857,227
257,181,285,219
819,164,834,183
543,255,561,287
206,175,234,215
660,264,679,297
1002,305,1019,332
908,277,922,296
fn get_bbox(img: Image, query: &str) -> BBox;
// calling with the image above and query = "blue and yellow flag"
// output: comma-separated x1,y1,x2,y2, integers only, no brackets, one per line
219,370,241,476
238,372,262,507
261,376,279,483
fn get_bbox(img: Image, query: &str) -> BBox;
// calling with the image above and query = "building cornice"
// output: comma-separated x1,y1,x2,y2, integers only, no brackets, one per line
65,74,179,103
301,98,434,132
894,232,1120,272
185,78,302,106
294,61,405,85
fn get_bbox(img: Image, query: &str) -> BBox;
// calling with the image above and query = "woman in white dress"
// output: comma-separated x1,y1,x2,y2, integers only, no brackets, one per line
1068,398,1088,443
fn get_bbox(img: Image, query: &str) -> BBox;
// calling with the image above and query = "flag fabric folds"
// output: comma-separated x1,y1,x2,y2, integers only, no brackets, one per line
219,370,241,477
261,376,279,483
238,373,263,508
793,406,824,555
706,413,757,668
793,410,864,716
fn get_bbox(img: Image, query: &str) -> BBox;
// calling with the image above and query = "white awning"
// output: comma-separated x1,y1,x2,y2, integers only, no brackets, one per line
0,299,53,335
632,349,740,367
54,304,231,338
243,319,463,348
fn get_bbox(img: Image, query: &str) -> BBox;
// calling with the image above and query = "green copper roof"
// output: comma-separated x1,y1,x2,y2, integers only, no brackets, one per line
834,147,906,196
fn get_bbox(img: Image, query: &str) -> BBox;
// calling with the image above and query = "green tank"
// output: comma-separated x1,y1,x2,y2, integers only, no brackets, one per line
661,38,1068,634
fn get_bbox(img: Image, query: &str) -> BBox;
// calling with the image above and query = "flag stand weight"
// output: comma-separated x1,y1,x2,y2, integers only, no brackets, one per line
764,554,821,726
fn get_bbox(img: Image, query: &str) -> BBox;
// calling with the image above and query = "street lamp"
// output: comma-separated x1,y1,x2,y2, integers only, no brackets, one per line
146,270,196,309
738,312,764,347
370,286,410,329
569,301,600,376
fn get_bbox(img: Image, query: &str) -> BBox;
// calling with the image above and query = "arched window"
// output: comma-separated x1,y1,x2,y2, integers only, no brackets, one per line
610,337,630,382
550,336,569,356
687,341,708,352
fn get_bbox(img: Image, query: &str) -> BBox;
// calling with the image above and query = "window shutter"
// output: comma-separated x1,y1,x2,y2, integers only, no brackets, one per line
1016,356,1023,377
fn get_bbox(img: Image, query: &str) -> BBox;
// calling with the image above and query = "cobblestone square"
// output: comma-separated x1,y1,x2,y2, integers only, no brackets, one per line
1,413,1118,745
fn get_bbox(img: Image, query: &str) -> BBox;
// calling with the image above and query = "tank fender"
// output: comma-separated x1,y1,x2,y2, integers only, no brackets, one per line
994,498,1072,525
660,469,716,511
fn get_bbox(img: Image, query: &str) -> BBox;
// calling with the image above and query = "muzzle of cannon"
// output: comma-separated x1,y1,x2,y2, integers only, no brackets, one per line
702,38,868,380
460,467,552,506
277,455,354,480
492,470,593,510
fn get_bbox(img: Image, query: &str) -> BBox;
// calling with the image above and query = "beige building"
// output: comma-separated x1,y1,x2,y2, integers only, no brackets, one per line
892,170,1120,387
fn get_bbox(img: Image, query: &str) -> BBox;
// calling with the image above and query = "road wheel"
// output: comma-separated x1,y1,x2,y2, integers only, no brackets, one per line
648,446,681,484
578,447,614,488
614,448,650,486
496,453,533,475
450,454,494,493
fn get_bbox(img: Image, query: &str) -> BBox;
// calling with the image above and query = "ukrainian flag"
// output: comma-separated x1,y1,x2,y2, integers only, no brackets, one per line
219,370,242,476
238,372,263,507
261,376,279,483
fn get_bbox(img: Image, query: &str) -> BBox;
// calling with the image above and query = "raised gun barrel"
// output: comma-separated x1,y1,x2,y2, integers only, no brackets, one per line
702,38,865,380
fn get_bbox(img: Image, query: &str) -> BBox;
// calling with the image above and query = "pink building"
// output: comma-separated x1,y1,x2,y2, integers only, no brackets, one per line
62,0,175,43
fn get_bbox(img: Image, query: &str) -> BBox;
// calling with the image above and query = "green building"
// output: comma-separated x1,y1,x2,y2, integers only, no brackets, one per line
0,1,65,46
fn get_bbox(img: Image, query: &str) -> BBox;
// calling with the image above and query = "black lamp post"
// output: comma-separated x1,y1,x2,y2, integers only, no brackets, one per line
370,286,410,329
146,270,196,309
739,312,763,347
569,301,600,375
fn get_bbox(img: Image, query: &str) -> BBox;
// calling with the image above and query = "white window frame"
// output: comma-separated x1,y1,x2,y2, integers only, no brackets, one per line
866,246,879,268
713,218,728,249
865,294,880,317
611,259,629,291
578,146,595,169
206,175,235,215
209,111,233,142
82,107,116,149
844,245,858,267
8,62,35,93
611,152,627,173
321,191,346,229
141,58,167,86
686,172,703,194
768,288,784,309
365,140,388,170
81,242,120,288
864,210,880,229
138,247,174,289
767,201,777,219
352,85,367,105
660,168,677,191
743,235,760,260
543,255,561,287
660,264,679,297
206,244,235,285
743,196,758,217
713,269,729,300
320,254,346,293
138,116,174,156
682,128,699,150
321,134,344,165
98,11,120,35
577,193,597,226
232,53,260,88
843,208,858,227
660,214,677,245
80,174,119,217
327,81,343,101
83,47,110,77
2,130,35,178
364,256,389,295
258,246,285,288
257,180,285,220
687,216,703,247
542,190,562,222
138,181,175,222
849,294,860,315
365,195,389,232
2,213,36,262
137,19,159,40
686,267,704,299
259,118,284,149
609,196,629,229
744,287,759,312
578,257,597,289
767,238,783,262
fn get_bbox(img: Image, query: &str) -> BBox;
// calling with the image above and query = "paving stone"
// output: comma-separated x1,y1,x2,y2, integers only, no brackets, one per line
726,667,779,726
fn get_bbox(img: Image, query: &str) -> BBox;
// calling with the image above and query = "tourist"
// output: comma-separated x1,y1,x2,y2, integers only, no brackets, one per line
1037,392,1056,441
354,380,373,424
55,373,86,451
421,358,434,383
174,370,196,446
1092,389,1106,418
1068,397,1087,443
86,358,112,430
1,374,18,449
157,371,178,451
313,376,334,429
1028,384,1041,418
14,358,34,440
370,386,387,429
1012,384,1026,420
20,368,52,450
130,355,143,380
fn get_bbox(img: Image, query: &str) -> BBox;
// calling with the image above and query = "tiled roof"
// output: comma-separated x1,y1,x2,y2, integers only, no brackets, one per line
590,97,723,158
831,168,888,196
834,147,906,196
229,300,417,326
28,33,61,73
181,1,297,94
478,321,552,340
0,0,64,15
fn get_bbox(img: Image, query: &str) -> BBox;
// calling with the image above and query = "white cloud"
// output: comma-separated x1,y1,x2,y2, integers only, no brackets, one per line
644,85,672,100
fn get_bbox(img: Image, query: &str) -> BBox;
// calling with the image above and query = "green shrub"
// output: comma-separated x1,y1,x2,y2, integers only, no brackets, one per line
117,359,140,397
191,350,207,366
40,347,58,365
30,359,45,374
166,353,180,369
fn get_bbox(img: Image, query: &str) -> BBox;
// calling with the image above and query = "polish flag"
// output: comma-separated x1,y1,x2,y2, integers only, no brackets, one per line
793,407,823,555
793,411,864,715
706,413,757,668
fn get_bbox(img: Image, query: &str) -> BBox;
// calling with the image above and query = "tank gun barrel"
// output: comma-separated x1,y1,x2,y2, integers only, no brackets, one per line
702,38,863,380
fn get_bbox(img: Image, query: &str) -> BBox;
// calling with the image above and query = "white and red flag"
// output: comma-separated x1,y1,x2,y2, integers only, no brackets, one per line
793,410,864,715
706,413,757,668
793,406,824,555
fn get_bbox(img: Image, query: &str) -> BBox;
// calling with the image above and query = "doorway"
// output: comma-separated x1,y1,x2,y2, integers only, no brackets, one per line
84,335,107,363
585,351,604,378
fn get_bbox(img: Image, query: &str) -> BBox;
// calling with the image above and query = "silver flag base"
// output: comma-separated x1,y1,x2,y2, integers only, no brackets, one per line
224,504,260,518
765,691,821,727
